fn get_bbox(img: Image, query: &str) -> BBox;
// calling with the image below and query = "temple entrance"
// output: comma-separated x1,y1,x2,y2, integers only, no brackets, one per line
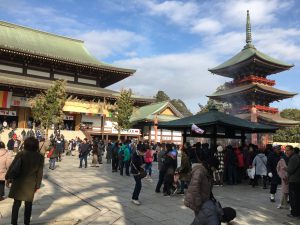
0,110,18,129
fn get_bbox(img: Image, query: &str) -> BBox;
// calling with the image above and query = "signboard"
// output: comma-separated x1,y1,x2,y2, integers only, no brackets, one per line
0,110,17,116
11,96,30,107
63,115,74,120
111,127,141,135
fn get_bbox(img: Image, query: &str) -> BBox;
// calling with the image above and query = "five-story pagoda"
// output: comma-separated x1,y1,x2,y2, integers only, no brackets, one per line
208,11,299,145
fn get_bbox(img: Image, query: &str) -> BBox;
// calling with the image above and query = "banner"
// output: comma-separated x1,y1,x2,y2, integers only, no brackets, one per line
0,110,17,116
0,91,12,108
11,96,30,107
191,123,204,134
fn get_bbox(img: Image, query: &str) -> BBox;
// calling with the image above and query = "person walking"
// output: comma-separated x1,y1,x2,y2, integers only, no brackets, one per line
178,143,192,194
0,142,12,201
252,149,268,189
286,145,300,218
184,149,213,216
79,138,91,168
106,140,113,164
111,141,119,172
97,140,105,164
155,143,166,193
276,153,289,209
49,144,59,170
91,141,99,167
267,145,282,202
5,137,44,225
120,141,131,176
214,145,225,186
224,145,238,185
144,144,154,179
131,147,146,205
163,144,178,196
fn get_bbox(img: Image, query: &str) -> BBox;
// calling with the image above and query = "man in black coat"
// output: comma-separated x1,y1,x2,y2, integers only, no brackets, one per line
267,145,282,202
286,145,300,218
79,138,91,168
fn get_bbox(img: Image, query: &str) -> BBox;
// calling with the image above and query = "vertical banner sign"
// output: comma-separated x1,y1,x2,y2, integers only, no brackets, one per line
0,91,12,108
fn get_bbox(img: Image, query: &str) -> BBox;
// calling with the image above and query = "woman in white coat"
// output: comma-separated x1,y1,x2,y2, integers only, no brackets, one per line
0,141,12,200
252,149,267,189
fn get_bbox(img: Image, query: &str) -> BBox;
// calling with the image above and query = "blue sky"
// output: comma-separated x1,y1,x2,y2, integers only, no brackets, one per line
0,0,300,113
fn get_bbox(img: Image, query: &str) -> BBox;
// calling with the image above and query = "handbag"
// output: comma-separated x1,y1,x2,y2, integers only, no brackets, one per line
247,167,255,179
131,161,147,179
47,148,54,158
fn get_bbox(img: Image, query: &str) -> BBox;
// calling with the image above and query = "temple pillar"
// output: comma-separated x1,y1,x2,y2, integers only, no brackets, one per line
154,115,158,143
75,114,82,131
18,107,30,128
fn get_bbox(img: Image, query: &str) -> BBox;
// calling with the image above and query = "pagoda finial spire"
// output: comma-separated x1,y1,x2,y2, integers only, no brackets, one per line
245,10,254,49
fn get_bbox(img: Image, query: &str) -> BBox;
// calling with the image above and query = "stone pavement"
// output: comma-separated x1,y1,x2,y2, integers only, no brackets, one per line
1,155,299,225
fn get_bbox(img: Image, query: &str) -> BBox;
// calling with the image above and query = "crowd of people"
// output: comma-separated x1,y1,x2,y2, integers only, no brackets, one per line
0,131,300,224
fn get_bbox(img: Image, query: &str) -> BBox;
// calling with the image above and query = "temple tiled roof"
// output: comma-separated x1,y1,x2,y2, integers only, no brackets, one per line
0,72,153,103
236,112,300,126
158,108,278,133
208,83,297,100
130,101,183,124
0,21,135,73
208,11,293,77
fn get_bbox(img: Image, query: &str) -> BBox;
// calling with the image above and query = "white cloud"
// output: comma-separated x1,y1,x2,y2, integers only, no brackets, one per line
220,0,293,27
77,30,145,59
191,18,222,34
109,52,229,113
144,0,199,26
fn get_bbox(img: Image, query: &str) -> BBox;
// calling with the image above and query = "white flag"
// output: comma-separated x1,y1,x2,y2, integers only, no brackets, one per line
191,123,204,134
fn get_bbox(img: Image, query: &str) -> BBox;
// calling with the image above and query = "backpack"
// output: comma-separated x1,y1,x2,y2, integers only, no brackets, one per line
118,146,125,161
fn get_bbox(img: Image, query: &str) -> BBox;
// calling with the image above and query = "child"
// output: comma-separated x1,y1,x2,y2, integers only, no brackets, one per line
191,197,237,225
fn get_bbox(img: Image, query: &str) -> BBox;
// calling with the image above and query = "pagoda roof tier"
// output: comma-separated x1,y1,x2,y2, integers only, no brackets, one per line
208,46,293,78
208,83,297,102
236,112,300,127
0,21,135,76
208,11,293,78
0,72,153,104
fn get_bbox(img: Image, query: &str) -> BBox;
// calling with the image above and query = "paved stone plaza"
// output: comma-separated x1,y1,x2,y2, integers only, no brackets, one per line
1,156,299,225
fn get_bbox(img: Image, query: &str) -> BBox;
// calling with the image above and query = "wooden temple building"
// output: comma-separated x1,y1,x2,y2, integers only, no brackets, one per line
0,21,153,139
208,11,299,145
130,101,184,144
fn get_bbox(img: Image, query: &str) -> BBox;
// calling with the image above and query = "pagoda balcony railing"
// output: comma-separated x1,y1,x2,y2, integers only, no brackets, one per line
228,75,276,86
240,105,279,114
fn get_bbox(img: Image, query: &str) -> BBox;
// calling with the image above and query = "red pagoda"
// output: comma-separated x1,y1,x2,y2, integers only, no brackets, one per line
208,11,299,145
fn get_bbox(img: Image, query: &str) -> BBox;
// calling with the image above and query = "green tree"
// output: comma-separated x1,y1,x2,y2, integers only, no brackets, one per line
154,90,192,116
197,84,231,114
154,90,170,102
171,99,193,117
273,108,300,143
30,80,67,137
113,89,134,140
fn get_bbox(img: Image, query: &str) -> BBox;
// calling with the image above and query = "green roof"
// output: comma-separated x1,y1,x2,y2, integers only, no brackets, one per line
0,21,134,73
130,101,183,123
236,112,300,126
208,11,293,77
0,72,153,103
209,46,293,77
208,83,297,99
158,108,278,133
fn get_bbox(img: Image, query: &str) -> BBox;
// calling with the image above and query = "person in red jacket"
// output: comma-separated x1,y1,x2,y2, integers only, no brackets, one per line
234,147,245,184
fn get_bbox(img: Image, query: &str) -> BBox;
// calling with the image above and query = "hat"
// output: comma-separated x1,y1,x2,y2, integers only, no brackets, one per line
217,146,223,152
222,207,236,223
